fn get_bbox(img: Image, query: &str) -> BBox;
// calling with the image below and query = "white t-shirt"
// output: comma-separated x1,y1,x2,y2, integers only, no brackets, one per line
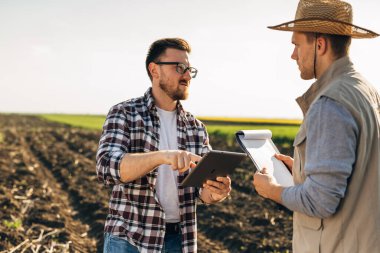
155,107,180,223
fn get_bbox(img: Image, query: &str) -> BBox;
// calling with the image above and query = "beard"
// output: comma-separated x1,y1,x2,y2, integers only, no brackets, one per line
159,79,189,100
300,68,315,80
298,60,315,80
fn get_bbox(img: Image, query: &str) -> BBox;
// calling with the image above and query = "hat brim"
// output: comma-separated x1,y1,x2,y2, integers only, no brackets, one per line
268,18,379,39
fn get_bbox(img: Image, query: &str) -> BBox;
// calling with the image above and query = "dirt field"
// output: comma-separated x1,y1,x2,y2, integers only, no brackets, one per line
0,114,292,252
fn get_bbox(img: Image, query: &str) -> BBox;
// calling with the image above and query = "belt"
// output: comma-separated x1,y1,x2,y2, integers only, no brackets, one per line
165,222,181,234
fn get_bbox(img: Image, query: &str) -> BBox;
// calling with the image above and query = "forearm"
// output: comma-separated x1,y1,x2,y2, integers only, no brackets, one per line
121,150,201,183
120,151,166,183
268,185,284,204
281,175,348,218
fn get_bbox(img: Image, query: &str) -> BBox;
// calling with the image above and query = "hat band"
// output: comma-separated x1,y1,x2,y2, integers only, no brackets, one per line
269,18,379,39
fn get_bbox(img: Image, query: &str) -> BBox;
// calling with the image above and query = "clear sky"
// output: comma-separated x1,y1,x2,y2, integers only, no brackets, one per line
1,0,379,119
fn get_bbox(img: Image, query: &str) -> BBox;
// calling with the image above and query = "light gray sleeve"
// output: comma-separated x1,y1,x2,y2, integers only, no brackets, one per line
281,96,358,218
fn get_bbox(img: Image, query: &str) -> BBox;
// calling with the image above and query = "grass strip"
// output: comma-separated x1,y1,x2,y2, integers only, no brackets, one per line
39,114,105,130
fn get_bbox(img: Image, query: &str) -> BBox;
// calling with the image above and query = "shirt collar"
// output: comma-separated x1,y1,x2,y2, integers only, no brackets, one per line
296,56,354,116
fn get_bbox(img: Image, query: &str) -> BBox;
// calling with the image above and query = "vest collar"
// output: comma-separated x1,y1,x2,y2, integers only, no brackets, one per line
296,56,354,116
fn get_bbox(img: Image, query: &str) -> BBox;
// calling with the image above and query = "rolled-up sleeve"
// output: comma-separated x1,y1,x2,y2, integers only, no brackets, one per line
96,105,130,185
282,97,358,218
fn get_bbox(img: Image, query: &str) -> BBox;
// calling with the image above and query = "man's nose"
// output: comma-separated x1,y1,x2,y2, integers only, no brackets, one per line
183,69,192,80
291,48,297,60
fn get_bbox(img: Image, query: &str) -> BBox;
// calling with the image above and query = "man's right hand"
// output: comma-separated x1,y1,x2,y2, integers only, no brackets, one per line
163,150,201,173
274,153,294,173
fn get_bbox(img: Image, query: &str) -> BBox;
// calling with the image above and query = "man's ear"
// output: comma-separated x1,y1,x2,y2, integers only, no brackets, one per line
317,36,328,55
148,62,159,79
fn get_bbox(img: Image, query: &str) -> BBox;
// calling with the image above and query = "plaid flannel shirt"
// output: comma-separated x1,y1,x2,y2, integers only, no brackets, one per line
96,88,211,253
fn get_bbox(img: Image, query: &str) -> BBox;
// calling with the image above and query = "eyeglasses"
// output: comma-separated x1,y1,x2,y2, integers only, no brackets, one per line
155,62,198,78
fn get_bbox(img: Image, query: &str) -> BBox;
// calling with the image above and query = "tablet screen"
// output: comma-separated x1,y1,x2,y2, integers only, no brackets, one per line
180,150,246,187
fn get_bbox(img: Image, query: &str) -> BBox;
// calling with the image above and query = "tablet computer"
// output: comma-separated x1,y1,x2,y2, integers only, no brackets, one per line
181,150,247,187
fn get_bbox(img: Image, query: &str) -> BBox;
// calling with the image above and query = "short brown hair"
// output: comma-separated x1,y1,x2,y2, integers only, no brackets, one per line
145,38,191,81
305,32,351,59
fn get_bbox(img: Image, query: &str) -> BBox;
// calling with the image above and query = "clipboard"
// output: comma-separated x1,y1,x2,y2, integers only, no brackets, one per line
180,150,247,187
236,129,294,187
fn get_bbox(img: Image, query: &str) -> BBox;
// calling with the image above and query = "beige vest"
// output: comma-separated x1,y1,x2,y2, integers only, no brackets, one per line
292,57,380,253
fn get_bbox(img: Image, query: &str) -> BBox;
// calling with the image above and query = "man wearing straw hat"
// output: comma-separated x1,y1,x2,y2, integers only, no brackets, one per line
253,0,380,252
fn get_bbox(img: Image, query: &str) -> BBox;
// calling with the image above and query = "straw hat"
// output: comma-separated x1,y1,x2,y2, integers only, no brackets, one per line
268,0,379,39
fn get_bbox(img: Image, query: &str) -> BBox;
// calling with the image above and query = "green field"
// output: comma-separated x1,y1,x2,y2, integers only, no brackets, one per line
38,114,300,140
40,114,106,130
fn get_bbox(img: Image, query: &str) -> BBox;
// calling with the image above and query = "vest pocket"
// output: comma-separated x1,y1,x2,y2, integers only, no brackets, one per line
294,212,323,253
295,211,322,230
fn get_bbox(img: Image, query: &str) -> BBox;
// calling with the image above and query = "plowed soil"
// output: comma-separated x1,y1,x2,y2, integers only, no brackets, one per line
0,114,292,252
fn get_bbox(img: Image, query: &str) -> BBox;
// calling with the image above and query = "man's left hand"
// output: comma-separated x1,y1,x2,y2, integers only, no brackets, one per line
203,176,231,202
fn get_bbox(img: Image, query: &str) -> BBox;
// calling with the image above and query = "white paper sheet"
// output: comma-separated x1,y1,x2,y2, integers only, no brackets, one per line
236,130,294,187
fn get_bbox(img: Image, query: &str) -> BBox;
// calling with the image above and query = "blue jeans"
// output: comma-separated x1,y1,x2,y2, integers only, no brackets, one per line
103,233,182,253
162,234,182,253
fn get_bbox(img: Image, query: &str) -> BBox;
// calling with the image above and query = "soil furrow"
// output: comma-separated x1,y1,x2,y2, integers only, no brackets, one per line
24,128,108,252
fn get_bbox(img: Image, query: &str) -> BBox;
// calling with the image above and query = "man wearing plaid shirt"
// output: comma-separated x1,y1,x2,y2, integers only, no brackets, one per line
96,38,231,253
